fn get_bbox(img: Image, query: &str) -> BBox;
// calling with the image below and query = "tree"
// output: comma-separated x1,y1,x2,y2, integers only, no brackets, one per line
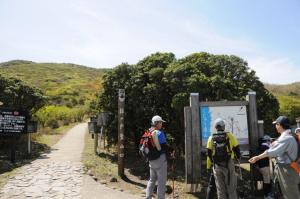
97,52,279,152
0,75,46,115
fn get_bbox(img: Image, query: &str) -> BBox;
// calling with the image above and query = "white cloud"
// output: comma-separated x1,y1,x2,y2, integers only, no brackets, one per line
1,0,299,84
248,56,300,84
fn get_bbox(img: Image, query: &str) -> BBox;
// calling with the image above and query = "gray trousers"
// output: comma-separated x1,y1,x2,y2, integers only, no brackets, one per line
276,164,300,199
146,153,167,199
213,159,237,199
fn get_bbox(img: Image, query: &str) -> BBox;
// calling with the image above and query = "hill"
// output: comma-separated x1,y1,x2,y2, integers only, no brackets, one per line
0,60,106,107
265,82,300,97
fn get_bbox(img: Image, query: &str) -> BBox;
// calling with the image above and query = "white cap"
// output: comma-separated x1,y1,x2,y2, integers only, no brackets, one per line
151,115,166,124
214,118,225,129
295,128,300,134
263,135,272,141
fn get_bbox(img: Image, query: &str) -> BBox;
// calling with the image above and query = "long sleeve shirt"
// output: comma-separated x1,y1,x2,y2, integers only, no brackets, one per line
266,129,298,164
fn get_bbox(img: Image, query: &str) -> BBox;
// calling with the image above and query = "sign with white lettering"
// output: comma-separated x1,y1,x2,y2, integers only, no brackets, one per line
0,109,28,135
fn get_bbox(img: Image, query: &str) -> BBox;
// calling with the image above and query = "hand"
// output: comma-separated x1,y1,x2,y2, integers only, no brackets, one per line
248,156,260,164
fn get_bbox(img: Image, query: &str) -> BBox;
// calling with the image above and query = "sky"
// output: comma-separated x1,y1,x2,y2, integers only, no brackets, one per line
0,0,300,84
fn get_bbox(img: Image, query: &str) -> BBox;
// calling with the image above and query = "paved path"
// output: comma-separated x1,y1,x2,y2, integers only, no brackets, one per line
0,123,142,199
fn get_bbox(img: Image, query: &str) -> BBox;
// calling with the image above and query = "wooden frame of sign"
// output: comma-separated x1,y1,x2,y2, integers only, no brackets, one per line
184,92,259,193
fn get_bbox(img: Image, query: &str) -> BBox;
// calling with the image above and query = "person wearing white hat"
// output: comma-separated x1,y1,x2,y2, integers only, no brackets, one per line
146,115,167,199
206,118,241,199
257,135,272,198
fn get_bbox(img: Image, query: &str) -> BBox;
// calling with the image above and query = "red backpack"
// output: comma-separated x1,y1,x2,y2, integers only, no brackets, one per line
139,130,161,161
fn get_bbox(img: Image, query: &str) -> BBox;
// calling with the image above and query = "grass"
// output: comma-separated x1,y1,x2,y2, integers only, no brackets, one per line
0,123,77,188
82,132,257,198
0,60,106,107
82,133,207,198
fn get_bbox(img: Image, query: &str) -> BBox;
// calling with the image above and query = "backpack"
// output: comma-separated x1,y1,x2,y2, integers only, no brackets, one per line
139,130,161,161
289,133,300,173
212,132,231,164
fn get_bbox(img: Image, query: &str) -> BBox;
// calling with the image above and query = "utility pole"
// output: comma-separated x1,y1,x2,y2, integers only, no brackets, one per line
118,89,125,178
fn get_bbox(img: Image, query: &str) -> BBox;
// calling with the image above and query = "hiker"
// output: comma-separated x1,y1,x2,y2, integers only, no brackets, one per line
249,116,300,199
256,135,272,199
206,118,241,199
145,115,168,199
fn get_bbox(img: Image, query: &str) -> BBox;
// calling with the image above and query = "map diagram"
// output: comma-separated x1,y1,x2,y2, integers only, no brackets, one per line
200,105,249,147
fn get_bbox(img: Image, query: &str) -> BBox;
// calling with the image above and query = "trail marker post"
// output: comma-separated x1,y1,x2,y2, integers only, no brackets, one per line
118,89,125,178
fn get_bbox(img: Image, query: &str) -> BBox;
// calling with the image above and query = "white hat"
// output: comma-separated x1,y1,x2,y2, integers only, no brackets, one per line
214,118,225,129
151,115,166,124
295,128,300,134
263,135,272,141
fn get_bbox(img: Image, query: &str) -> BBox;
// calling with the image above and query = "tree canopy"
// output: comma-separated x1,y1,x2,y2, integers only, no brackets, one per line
0,75,45,115
97,52,279,151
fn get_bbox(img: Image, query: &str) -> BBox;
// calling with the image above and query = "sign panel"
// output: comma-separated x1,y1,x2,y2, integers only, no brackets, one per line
200,105,249,148
0,109,28,135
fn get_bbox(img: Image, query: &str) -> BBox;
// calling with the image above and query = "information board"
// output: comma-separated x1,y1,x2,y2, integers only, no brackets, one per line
0,109,28,135
200,105,249,148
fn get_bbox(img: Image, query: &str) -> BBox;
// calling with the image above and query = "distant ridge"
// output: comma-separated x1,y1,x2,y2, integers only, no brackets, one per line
265,82,300,96
0,60,106,107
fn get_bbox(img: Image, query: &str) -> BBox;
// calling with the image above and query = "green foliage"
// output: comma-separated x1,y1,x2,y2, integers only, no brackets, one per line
278,96,300,124
265,82,300,96
0,60,105,108
34,105,87,128
0,75,45,114
98,52,279,151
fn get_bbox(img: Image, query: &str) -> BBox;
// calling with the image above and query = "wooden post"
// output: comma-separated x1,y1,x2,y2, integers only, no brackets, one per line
11,137,16,163
184,107,192,186
94,132,98,154
246,91,259,196
188,93,201,192
28,133,31,155
247,91,259,151
258,120,264,138
118,89,125,178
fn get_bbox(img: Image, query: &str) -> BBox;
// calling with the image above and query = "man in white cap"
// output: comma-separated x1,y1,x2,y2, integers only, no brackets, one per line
146,115,168,199
206,118,241,199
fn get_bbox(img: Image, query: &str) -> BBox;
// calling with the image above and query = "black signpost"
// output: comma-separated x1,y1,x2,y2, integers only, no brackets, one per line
0,108,28,163
0,109,28,135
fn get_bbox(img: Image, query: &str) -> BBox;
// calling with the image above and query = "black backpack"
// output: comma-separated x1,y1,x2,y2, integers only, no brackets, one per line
212,132,231,163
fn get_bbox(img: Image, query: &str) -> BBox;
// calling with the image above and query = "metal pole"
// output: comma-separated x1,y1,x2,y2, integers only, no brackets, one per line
118,89,125,178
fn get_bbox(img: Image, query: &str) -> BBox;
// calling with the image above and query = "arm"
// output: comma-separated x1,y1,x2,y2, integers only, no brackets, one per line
249,151,268,164
152,131,161,151
206,137,213,169
249,139,289,164
229,133,241,159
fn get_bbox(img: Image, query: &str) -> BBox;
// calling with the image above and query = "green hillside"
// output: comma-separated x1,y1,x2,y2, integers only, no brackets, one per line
265,82,300,124
265,82,300,96
0,60,106,107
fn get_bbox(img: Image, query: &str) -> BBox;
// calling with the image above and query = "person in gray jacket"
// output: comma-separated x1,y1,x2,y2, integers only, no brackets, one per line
249,116,300,199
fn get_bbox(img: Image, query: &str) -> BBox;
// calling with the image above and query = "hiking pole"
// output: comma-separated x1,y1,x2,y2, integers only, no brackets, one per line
236,159,243,181
171,149,176,199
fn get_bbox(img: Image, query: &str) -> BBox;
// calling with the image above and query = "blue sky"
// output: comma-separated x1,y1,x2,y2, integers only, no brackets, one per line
0,0,299,84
